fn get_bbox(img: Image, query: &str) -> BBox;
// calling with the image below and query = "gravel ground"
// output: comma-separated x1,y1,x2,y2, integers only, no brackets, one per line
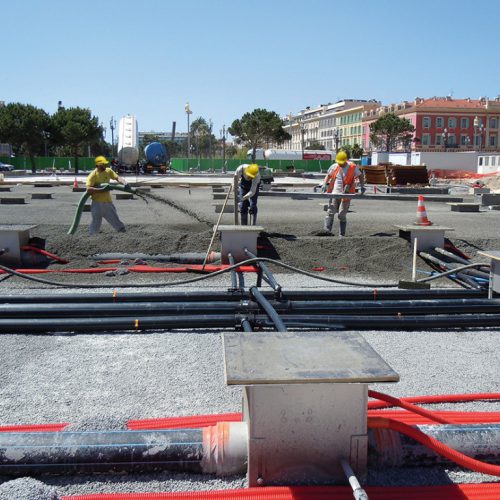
0,179,499,498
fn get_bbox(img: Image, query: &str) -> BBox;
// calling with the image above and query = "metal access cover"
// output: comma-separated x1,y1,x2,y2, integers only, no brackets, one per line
223,331,399,385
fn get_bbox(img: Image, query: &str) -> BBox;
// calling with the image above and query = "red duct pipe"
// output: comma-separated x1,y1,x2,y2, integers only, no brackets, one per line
61,483,500,499
368,392,500,410
20,245,69,264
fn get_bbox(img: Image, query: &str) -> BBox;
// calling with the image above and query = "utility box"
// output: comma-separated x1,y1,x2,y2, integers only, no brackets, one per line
395,225,454,251
0,225,37,267
217,225,264,264
223,331,399,486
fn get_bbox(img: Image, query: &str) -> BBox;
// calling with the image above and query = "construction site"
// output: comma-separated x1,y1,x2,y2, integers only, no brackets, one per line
0,170,499,500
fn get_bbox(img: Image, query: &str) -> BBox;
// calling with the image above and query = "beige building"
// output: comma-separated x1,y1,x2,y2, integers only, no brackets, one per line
282,99,379,151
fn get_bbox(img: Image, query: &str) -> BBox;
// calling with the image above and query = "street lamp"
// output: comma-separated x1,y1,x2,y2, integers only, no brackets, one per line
185,102,192,160
441,128,448,149
41,131,50,156
333,128,340,153
194,128,200,170
288,113,293,150
220,125,226,173
464,135,471,149
474,116,485,151
109,117,116,159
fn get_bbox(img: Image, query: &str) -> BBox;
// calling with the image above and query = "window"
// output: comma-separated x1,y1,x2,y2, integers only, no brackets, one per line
448,134,456,146
479,157,483,166
448,117,457,129
460,117,469,129
422,133,431,146
435,134,443,146
490,135,497,147
436,117,444,128
490,118,498,129
460,135,470,145
485,157,490,166
423,116,431,128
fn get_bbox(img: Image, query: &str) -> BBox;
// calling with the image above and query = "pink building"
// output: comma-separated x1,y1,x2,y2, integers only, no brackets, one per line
363,96,500,152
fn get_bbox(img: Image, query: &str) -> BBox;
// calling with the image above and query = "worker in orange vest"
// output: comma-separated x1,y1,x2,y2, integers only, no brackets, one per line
321,150,365,236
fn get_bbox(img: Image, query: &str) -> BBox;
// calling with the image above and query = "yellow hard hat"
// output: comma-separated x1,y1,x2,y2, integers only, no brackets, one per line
245,164,260,179
95,155,109,166
335,151,348,165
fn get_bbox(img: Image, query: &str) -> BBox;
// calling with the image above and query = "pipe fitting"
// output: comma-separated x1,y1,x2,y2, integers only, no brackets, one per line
201,421,248,476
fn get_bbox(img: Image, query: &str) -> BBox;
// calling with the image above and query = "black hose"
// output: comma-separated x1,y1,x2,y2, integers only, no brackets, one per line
228,253,238,291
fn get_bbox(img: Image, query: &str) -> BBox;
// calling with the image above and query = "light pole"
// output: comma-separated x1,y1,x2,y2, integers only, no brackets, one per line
441,128,448,150
474,116,485,151
288,113,293,150
42,131,49,156
109,117,116,159
464,135,471,149
220,125,226,173
194,129,200,170
185,102,192,161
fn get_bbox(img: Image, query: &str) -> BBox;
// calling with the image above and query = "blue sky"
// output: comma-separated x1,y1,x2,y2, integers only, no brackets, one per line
3,0,500,141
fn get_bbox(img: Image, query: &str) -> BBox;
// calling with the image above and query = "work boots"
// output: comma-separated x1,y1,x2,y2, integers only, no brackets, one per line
324,216,334,233
339,221,347,237
251,213,258,226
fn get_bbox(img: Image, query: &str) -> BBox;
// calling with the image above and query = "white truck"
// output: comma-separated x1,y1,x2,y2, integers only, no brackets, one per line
117,115,139,170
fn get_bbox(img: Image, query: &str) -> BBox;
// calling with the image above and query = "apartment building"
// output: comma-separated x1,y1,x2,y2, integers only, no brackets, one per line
363,96,500,152
282,99,379,151
139,131,189,146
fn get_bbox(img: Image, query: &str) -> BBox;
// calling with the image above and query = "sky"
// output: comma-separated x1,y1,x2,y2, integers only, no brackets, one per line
2,0,500,142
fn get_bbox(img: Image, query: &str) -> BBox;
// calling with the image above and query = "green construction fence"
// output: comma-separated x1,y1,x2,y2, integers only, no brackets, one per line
1,156,354,173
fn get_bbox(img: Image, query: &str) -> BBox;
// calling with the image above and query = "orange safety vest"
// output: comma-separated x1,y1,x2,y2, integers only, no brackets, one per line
324,162,357,199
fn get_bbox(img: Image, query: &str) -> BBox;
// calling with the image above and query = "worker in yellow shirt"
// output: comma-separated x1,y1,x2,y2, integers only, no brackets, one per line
86,156,129,235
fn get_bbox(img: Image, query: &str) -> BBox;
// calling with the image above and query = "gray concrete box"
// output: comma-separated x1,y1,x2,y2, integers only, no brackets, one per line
0,225,37,266
479,193,500,206
217,225,263,263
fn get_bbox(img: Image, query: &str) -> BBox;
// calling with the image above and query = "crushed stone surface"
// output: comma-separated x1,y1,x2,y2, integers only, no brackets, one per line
0,181,499,495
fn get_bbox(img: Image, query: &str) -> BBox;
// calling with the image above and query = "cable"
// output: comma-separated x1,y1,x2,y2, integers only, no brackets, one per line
417,262,491,283
0,257,398,289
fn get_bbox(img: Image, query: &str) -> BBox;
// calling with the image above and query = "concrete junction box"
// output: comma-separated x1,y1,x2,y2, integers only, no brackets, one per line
0,225,37,267
217,225,264,264
395,225,454,251
223,331,399,486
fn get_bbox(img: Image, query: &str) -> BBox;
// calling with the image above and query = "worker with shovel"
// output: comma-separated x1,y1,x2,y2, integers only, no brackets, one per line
86,156,130,235
321,151,365,237
234,163,261,225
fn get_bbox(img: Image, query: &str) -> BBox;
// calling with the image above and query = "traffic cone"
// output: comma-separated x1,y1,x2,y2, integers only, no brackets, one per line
73,177,78,189
415,195,433,226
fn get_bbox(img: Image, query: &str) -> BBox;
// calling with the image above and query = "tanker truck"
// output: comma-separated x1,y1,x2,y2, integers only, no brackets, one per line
117,115,139,172
143,142,170,174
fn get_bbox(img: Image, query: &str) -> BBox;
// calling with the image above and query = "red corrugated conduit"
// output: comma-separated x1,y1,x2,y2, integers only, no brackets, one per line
61,483,500,499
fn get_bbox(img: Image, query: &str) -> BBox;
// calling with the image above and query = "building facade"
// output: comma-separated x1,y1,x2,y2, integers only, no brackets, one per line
139,131,188,146
363,96,500,152
282,100,379,152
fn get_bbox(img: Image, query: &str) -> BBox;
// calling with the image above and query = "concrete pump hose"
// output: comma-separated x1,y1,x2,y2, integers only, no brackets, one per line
67,184,137,235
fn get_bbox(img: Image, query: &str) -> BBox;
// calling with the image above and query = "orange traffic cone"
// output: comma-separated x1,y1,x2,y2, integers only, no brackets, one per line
415,195,433,226
73,177,78,189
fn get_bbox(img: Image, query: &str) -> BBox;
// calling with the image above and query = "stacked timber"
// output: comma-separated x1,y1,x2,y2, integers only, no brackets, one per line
361,164,429,186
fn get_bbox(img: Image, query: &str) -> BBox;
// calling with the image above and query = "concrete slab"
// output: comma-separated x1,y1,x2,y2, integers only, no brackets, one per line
447,203,480,212
31,193,53,200
0,198,26,204
214,204,234,214
115,193,135,200
479,193,500,206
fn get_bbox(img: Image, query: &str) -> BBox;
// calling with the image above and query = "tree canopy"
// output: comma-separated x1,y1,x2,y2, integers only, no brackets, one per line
228,108,291,161
0,103,50,173
51,107,103,173
369,113,415,152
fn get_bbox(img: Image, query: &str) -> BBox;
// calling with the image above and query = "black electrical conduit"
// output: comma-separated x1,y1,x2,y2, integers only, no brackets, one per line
2,312,500,333
3,298,500,319
0,288,488,304
434,247,490,273
249,286,287,331
245,249,282,297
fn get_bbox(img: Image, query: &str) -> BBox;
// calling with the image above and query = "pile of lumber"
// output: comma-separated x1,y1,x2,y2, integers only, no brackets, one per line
361,164,429,186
